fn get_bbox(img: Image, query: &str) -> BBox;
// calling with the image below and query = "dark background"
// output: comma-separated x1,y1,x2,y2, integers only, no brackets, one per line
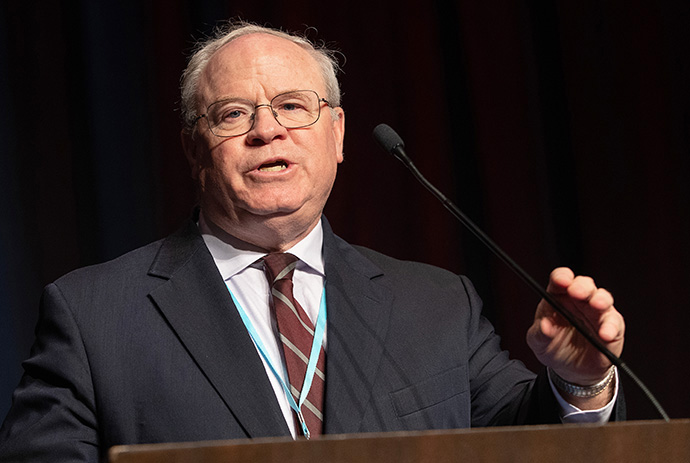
1,0,688,424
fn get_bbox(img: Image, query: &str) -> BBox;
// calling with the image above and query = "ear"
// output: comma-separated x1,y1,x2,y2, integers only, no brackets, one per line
331,107,345,163
181,130,201,180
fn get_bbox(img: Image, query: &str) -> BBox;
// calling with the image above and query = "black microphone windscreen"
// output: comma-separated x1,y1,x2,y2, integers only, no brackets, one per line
372,123,405,153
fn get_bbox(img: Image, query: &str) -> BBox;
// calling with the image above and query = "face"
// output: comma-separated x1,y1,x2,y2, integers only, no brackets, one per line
183,33,345,251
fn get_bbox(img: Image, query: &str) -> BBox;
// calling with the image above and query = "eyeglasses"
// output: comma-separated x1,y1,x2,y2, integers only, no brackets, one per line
193,90,331,138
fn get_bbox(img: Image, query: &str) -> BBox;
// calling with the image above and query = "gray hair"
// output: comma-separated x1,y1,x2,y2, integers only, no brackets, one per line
180,20,342,133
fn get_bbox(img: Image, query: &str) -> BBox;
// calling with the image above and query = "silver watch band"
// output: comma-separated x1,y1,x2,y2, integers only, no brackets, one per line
549,365,616,398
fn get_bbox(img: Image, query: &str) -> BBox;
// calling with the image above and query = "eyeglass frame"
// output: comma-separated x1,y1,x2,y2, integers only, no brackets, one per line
192,89,332,138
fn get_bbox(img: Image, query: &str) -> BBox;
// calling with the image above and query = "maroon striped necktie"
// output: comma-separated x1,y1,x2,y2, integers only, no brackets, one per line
262,253,325,438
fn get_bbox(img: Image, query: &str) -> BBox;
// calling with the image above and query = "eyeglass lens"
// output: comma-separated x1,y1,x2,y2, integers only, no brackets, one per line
206,90,322,137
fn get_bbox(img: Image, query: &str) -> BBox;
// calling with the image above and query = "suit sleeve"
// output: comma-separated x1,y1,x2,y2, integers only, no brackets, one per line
0,283,100,462
458,276,625,426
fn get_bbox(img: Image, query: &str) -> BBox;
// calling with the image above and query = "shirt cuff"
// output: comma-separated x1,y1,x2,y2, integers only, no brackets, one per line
548,367,618,424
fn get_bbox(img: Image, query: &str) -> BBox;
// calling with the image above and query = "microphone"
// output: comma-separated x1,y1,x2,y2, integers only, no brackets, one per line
372,123,407,163
372,123,669,421
373,123,458,218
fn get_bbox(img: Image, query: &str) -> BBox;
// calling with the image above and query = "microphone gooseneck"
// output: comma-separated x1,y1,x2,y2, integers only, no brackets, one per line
372,123,669,422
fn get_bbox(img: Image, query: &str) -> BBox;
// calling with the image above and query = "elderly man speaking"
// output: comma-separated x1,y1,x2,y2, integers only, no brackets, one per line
0,21,624,462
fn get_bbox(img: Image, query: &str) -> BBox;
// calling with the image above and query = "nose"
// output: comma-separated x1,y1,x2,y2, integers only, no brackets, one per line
246,104,287,144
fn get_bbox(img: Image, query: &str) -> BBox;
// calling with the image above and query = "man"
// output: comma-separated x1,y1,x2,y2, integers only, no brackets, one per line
0,22,624,462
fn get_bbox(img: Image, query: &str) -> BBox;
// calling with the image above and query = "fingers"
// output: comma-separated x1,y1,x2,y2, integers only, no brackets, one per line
546,267,575,294
546,267,624,342
597,305,625,342
525,316,554,355
547,268,614,309
529,267,626,378
587,287,614,310
539,315,560,339
541,268,621,340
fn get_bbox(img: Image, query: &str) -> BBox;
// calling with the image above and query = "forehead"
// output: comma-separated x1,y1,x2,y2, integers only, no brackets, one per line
199,33,324,104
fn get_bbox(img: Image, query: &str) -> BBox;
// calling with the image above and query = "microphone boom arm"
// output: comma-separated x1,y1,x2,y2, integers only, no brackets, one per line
373,123,669,421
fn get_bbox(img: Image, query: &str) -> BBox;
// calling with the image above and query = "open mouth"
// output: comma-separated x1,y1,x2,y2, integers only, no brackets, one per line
258,160,288,172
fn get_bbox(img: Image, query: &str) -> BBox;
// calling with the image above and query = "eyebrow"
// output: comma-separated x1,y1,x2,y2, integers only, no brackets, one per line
208,89,312,105
209,96,254,104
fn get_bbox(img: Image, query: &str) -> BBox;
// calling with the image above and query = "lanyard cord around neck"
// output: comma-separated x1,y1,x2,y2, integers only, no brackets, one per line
226,284,326,439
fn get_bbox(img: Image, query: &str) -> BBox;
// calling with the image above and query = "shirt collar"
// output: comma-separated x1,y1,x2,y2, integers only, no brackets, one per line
199,212,325,281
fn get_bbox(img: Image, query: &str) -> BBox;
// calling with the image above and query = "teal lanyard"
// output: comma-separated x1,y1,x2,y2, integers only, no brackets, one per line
227,284,327,439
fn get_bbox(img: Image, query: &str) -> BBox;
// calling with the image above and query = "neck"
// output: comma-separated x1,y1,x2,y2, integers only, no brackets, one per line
199,209,319,252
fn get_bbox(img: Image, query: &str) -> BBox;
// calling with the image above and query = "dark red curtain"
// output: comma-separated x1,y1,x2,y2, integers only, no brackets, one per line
1,0,688,421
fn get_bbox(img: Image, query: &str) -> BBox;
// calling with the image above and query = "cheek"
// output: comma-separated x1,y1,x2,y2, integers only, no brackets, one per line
198,153,241,195
313,156,339,196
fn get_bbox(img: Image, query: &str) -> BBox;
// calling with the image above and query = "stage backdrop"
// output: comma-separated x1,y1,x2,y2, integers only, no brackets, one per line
1,0,689,422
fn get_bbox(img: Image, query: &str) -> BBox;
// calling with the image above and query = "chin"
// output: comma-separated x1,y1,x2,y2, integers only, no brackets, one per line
244,197,305,216
244,204,301,219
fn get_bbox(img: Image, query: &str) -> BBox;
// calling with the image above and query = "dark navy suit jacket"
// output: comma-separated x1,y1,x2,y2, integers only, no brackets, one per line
0,217,622,462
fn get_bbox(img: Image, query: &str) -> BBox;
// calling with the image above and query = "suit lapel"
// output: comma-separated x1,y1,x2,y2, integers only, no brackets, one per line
321,220,393,434
147,220,290,438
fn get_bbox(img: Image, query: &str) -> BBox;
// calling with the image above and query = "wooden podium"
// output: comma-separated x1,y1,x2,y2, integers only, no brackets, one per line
109,419,690,462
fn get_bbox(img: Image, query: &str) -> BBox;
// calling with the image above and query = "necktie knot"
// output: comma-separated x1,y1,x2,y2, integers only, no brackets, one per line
262,252,299,284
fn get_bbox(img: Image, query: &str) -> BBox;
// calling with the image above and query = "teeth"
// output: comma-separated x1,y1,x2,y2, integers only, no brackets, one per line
259,164,287,172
